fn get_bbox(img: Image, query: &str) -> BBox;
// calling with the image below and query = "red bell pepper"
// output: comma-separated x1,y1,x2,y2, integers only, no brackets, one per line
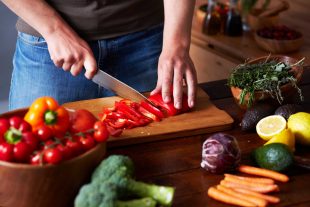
147,92,190,116
0,116,39,163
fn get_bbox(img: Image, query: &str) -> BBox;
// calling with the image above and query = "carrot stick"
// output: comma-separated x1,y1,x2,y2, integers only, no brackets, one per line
238,165,289,182
234,188,280,204
224,173,275,184
207,187,257,207
216,185,268,207
220,180,279,193
224,176,274,188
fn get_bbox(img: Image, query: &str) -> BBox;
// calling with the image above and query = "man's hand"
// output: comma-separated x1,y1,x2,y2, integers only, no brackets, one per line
45,28,97,79
2,0,97,79
151,46,197,109
151,0,197,109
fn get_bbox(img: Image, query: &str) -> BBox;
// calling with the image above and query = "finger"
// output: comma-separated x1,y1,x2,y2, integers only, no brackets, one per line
52,59,64,68
70,61,84,76
161,61,174,103
150,63,163,95
84,54,97,79
185,62,197,108
173,63,185,109
62,62,73,71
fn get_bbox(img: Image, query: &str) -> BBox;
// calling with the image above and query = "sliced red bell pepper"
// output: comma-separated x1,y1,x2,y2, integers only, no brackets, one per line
138,105,161,122
147,92,190,116
140,101,165,119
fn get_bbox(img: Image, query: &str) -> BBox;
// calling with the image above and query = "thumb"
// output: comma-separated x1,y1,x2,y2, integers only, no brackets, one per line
84,54,97,79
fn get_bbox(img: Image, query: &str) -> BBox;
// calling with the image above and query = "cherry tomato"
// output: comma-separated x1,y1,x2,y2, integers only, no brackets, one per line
70,109,97,133
13,142,32,162
36,125,53,141
66,140,84,157
0,142,14,161
43,148,63,164
56,144,73,161
93,121,109,142
22,131,39,151
78,134,96,151
43,140,56,150
30,151,43,165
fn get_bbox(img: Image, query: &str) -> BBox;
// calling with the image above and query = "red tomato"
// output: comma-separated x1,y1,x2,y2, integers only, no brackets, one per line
13,142,32,162
0,142,14,161
36,125,53,141
43,140,56,150
78,134,96,151
56,144,73,161
70,109,98,133
30,151,43,165
65,140,84,157
43,148,63,164
93,121,109,142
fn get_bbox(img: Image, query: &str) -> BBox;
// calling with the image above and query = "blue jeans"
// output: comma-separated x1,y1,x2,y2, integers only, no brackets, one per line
9,24,163,110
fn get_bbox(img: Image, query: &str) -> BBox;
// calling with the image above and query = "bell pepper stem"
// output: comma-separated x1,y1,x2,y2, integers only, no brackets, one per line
5,127,22,144
44,110,57,125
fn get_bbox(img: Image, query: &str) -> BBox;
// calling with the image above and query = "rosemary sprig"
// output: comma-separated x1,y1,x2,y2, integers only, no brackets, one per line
227,57,304,107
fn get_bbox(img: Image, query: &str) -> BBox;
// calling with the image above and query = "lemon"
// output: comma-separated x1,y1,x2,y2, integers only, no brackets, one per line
256,115,287,141
288,112,310,145
264,129,295,152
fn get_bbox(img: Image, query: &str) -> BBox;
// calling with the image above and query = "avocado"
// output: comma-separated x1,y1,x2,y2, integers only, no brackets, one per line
253,143,293,172
275,104,304,120
241,103,275,131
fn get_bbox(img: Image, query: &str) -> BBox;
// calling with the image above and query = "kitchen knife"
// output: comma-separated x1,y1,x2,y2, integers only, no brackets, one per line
92,70,151,103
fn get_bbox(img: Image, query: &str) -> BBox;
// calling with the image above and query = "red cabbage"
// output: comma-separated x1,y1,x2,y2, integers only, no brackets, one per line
201,133,241,174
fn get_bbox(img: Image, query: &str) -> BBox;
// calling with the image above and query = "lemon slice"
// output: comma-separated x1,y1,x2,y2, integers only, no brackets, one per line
256,115,287,141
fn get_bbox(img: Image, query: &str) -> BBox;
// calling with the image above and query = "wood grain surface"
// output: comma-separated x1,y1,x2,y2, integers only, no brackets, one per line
63,88,234,147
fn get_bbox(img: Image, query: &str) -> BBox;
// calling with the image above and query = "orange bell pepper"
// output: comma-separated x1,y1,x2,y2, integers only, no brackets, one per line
24,97,70,137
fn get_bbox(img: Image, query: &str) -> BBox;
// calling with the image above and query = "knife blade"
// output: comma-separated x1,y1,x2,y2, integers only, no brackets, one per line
92,70,150,103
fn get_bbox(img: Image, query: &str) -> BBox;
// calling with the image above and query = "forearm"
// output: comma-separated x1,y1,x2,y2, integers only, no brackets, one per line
162,0,196,50
2,0,74,38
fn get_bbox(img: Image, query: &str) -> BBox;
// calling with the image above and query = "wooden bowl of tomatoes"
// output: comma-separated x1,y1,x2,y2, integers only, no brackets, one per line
0,100,107,207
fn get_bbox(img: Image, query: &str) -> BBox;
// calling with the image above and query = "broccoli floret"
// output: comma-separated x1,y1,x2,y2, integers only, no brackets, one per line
91,155,134,181
75,182,156,207
92,155,175,206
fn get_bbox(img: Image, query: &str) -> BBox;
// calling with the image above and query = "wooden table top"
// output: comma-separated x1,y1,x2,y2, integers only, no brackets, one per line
108,67,310,207
192,0,310,65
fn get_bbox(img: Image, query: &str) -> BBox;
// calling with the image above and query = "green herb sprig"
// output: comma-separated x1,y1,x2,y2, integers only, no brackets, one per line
227,57,304,107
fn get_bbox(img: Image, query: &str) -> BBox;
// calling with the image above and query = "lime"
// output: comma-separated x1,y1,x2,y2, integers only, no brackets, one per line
265,129,295,152
288,112,310,145
256,115,287,141
253,143,293,172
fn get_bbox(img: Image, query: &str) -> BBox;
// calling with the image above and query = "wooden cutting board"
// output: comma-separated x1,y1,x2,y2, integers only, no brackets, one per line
63,88,234,147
